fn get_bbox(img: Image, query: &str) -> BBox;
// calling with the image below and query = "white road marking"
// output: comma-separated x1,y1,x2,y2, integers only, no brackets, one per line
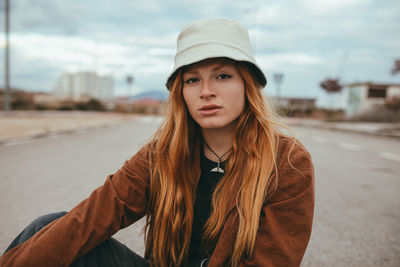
3,139,33,147
45,134,62,139
312,136,327,144
138,116,162,123
337,142,361,151
75,129,89,134
379,151,400,162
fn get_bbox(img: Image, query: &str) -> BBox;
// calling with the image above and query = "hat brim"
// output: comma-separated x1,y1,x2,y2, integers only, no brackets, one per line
166,43,267,90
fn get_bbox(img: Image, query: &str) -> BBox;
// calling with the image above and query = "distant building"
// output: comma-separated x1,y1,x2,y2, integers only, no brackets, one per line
53,71,114,101
271,97,316,112
346,82,400,116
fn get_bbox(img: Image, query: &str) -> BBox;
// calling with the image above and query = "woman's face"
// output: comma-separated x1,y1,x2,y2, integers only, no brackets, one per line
182,58,245,131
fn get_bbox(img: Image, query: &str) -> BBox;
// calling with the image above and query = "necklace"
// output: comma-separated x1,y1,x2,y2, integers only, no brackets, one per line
203,142,232,174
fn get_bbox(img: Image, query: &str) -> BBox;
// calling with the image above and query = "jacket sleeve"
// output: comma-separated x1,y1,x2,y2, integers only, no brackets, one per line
0,144,151,267
241,139,315,267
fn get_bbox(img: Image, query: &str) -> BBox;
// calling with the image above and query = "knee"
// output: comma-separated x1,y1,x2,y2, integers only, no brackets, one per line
29,211,67,232
3,211,68,254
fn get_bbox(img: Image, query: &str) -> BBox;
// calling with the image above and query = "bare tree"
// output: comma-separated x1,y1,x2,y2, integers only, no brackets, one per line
320,78,343,115
320,78,343,94
391,59,400,75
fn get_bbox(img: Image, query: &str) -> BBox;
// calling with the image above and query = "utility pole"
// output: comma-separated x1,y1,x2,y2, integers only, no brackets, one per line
273,73,284,109
126,75,134,112
4,0,11,112
273,73,284,98
126,75,133,97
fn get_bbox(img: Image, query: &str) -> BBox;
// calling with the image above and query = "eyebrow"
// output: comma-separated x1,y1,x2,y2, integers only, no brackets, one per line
184,63,231,75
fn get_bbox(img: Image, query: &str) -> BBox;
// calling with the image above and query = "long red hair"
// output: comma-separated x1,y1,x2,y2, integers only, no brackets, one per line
144,60,280,266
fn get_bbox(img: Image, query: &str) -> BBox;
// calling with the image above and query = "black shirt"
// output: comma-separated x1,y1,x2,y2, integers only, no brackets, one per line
188,151,225,260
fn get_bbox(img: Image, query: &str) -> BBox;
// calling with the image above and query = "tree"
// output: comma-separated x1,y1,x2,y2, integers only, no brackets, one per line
320,78,343,94
391,59,400,75
320,78,343,117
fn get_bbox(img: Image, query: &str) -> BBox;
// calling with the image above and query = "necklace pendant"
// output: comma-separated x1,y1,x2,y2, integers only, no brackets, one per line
203,143,231,175
210,167,225,173
210,160,224,173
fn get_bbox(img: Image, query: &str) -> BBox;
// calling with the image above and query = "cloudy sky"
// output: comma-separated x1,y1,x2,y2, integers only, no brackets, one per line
0,0,399,106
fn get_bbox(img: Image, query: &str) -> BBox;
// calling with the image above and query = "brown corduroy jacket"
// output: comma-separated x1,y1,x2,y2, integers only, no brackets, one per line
0,136,314,267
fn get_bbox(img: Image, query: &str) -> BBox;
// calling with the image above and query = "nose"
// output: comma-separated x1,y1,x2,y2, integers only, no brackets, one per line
200,80,215,99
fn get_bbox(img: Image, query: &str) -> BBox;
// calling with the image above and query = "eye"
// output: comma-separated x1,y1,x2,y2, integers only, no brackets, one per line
216,73,232,80
184,77,199,84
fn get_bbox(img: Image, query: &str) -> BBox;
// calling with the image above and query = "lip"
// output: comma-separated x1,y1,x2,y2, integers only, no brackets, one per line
199,104,221,115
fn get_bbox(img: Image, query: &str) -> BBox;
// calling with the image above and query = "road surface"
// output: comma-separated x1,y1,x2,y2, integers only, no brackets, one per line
1,118,399,266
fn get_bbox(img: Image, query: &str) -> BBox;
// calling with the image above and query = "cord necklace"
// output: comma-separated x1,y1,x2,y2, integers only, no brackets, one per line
203,142,232,174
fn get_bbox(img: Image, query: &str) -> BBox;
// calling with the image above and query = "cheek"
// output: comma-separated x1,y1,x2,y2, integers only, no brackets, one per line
182,88,189,107
232,84,246,112
182,89,195,114
235,96,245,116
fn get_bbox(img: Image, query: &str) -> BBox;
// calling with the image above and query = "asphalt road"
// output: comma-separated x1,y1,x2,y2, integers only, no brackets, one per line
1,118,399,266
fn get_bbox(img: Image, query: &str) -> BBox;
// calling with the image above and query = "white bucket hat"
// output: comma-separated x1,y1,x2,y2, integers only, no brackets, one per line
166,18,267,90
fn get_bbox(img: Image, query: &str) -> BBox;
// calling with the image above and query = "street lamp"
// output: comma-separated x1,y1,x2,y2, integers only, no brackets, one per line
125,75,134,112
273,73,284,100
126,75,133,98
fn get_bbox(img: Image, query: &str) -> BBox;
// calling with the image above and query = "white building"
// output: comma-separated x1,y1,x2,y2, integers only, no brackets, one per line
53,71,114,101
346,82,400,116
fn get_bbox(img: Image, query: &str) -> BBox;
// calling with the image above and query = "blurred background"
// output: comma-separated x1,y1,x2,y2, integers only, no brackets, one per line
0,0,399,266
0,0,399,118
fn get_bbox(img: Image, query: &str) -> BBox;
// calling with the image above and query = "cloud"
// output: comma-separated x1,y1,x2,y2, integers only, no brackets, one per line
300,0,369,14
1,0,399,102
257,53,322,71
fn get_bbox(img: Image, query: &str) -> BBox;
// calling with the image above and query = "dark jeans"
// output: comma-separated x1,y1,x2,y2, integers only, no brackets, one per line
3,211,149,267
3,212,209,267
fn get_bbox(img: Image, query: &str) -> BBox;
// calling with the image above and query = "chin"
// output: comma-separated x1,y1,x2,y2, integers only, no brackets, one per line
197,121,222,129
197,119,236,130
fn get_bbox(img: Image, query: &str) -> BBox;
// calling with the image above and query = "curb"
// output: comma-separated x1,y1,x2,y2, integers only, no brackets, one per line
0,123,116,146
285,120,400,139
0,111,144,146
0,114,162,146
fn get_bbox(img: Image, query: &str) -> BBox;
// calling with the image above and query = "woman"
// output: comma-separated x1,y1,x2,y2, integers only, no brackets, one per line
1,18,314,267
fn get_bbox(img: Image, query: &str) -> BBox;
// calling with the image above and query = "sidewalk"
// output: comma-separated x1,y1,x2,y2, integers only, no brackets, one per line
0,111,140,144
283,118,400,139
